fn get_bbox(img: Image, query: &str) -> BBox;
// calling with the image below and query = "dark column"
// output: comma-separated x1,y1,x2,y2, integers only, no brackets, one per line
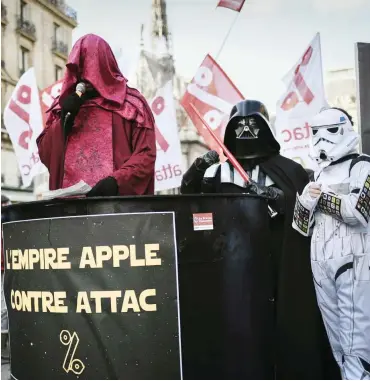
356,42,370,154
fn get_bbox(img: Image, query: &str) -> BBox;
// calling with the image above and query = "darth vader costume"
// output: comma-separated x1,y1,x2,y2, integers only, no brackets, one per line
181,100,339,380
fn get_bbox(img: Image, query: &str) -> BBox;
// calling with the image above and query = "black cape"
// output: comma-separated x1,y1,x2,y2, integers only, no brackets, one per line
184,154,340,380
261,155,339,380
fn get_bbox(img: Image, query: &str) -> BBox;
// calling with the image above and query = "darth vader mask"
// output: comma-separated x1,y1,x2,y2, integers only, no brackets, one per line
223,100,280,159
225,112,280,159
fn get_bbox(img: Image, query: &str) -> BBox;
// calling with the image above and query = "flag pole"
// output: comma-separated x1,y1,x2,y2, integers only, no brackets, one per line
215,11,239,61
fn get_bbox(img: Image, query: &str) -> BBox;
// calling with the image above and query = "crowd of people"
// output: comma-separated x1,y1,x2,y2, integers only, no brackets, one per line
1,34,369,380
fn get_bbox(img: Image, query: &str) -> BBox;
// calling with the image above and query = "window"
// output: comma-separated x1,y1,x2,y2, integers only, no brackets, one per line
55,65,63,81
52,26,68,56
20,0,28,22
19,46,30,76
53,22,60,41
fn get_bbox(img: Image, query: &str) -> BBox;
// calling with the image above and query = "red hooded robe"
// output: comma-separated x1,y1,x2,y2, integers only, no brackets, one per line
37,34,156,195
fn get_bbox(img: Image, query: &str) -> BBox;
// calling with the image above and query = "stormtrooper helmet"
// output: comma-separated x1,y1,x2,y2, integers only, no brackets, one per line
309,107,359,164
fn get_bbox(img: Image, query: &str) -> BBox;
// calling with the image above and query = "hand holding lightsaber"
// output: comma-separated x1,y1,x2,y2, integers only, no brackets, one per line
189,103,278,218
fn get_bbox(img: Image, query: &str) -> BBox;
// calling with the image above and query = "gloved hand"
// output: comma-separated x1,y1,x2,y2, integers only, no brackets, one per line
61,92,84,117
61,92,85,138
194,150,220,171
181,150,220,194
87,176,118,198
245,180,276,199
245,181,285,214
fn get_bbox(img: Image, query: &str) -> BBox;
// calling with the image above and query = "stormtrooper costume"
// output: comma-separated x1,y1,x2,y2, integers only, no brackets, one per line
293,108,370,380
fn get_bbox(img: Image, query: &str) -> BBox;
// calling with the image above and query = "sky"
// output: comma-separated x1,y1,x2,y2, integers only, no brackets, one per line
67,0,370,111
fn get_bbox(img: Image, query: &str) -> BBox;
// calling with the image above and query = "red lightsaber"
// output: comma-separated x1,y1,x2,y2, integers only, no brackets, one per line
189,103,250,183
189,103,277,218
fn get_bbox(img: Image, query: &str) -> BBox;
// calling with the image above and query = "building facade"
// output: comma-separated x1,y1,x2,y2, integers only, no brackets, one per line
1,0,77,202
134,0,207,195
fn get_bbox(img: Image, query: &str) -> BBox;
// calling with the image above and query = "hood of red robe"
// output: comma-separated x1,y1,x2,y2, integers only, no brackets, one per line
47,33,154,128
39,34,156,193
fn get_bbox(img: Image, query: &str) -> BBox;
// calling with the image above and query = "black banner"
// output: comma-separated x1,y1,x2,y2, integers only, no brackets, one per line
3,212,181,380
2,195,274,379
356,42,370,154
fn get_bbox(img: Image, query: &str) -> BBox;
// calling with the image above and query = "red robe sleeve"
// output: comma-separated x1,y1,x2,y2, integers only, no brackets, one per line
36,111,64,190
112,124,156,195
37,112,56,169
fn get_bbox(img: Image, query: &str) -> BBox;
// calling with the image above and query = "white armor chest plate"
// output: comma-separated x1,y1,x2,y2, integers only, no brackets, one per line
312,160,367,259
315,161,351,195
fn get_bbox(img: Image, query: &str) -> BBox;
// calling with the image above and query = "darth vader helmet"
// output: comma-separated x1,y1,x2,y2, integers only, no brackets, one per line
223,100,280,159
309,107,359,164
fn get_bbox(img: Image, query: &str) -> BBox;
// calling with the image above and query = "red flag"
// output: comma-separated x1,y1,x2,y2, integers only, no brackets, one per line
217,0,245,12
39,79,63,127
180,54,244,154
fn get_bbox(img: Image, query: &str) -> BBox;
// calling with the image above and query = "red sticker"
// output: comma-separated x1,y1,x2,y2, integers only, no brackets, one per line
193,213,214,231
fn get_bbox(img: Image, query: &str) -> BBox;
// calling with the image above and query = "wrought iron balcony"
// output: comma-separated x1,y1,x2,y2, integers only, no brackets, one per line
1,3,8,24
46,0,77,23
16,16,36,41
52,37,68,58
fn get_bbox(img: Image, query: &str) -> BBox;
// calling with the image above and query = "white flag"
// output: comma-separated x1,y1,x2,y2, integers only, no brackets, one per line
116,48,141,86
151,81,184,192
275,33,328,170
3,68,46,187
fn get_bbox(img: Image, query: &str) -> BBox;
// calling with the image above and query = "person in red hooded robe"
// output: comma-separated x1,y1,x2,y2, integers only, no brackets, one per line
37,34,156,197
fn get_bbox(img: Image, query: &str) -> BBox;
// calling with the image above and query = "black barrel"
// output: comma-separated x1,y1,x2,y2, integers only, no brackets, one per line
2,195,274,380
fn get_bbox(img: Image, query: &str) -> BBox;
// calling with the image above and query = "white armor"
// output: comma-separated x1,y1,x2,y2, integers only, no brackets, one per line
293,108,370,380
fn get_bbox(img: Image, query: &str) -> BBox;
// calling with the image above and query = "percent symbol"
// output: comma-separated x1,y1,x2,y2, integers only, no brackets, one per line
60,330,85,375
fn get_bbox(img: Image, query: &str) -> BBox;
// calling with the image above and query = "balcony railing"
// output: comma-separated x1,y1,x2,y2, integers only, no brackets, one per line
1,3,8,24
46,0,77,23
52,37,68,58
16,17,36,41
